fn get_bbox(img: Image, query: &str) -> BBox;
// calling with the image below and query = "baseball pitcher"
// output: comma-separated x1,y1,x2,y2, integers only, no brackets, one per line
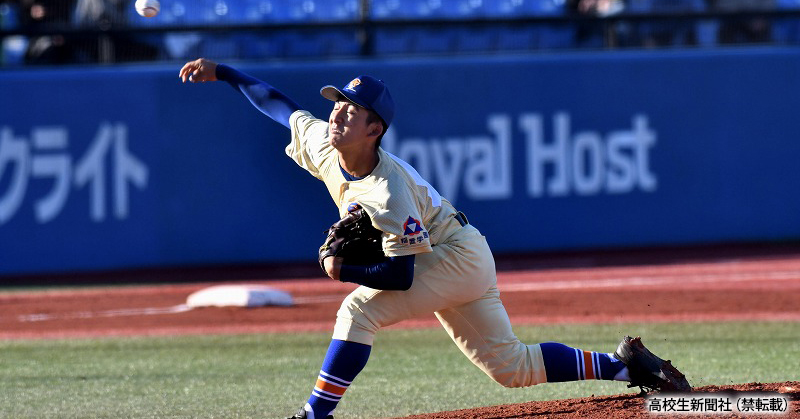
179,58,690,419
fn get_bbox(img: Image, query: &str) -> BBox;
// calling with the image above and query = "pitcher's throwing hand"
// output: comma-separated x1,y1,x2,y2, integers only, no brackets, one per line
179,58,218,83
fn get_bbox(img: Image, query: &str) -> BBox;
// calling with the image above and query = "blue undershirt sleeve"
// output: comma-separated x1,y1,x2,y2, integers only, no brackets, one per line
339,255,415,291
215,64,301,129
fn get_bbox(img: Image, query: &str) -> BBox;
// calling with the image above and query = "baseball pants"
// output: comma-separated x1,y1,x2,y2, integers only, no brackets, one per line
332,225,548,388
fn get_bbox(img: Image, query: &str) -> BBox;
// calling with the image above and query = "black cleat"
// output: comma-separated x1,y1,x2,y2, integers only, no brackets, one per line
286,407,333,419
613,335,692,393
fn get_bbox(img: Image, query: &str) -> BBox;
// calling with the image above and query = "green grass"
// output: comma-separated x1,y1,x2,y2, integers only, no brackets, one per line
1,322,798,418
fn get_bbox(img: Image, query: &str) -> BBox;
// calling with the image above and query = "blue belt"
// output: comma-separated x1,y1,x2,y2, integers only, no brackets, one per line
454,211,469,227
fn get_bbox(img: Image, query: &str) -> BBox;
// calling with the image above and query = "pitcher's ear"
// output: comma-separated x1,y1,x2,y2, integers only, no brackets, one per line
369,123,383,138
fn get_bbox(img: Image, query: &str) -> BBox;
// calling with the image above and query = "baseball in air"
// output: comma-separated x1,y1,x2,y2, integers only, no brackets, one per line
135,0,160,17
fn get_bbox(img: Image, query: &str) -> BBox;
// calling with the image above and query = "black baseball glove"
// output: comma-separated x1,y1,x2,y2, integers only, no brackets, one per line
318,206,386,271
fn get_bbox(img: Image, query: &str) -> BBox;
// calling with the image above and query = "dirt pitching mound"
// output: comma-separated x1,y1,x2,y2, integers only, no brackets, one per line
401,382,800,418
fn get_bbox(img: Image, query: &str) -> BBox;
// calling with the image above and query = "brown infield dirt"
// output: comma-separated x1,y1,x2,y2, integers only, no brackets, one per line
1,244,799,418
400,382,800,419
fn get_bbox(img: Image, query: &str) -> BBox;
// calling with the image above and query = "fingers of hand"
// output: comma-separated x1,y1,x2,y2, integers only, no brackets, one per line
179,62,195,82
179,59,206,82
192,69,206,82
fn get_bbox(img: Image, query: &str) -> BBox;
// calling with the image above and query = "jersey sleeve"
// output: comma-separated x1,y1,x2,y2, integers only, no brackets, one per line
285,110,334,179
357,195,433,257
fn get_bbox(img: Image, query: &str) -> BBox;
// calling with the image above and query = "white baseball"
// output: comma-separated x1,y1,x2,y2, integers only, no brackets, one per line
135,0,160,17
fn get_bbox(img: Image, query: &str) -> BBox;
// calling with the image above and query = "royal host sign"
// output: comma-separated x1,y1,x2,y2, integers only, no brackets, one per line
382,112,657,203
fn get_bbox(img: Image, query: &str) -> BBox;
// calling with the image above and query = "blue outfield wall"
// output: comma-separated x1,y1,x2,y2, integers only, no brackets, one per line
1,48,800,276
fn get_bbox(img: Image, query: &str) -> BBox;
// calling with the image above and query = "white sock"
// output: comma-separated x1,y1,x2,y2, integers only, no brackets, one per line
304,403,316,419
614,366,631,382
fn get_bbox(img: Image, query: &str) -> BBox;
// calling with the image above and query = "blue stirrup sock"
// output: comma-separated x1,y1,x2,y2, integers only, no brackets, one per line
304,340,627,417
540,342,629,382
304,339,371,419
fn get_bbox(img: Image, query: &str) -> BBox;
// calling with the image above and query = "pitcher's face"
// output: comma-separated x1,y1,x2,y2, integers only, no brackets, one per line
328,101,376,151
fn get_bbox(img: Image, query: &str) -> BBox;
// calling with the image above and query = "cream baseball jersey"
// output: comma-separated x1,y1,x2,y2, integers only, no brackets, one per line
286,110,463,257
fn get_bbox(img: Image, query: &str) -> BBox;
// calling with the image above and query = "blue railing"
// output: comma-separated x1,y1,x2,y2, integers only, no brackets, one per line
3,0,800,67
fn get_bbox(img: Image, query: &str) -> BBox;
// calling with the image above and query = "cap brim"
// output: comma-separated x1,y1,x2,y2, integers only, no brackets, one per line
320,85,370,110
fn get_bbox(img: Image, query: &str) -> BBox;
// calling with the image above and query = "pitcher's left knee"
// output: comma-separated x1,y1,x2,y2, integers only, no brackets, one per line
478,343,548,388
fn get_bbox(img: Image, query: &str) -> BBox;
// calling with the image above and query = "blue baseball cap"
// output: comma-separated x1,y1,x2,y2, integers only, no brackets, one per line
320,75,395,128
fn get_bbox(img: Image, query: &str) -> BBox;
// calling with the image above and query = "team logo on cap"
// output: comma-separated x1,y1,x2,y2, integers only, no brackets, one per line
344,78,361,92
